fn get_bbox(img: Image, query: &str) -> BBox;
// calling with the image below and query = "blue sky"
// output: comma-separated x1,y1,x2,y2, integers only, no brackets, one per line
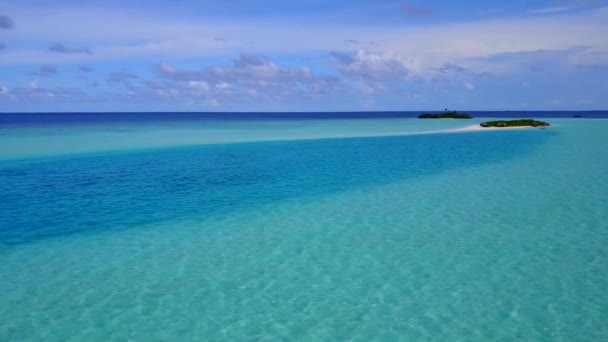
1,0,607,112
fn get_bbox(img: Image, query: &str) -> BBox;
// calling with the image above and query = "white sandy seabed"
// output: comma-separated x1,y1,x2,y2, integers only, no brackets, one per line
0,121,539,161
434,124,535,134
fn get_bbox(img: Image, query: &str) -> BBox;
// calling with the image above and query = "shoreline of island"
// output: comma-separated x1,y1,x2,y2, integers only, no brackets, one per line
440,124,533,133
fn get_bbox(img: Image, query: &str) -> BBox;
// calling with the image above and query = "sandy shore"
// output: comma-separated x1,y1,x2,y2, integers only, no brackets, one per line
439,124,534,133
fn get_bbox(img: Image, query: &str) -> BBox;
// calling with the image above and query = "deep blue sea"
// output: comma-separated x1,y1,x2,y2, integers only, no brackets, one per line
1,111,607,126
1,112,607,340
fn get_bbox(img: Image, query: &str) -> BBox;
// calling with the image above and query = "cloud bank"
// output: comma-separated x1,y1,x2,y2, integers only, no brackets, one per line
1,3,607,111
49,43,93,55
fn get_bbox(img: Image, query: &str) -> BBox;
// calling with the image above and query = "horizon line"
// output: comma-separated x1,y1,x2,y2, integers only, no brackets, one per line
1,110,608,114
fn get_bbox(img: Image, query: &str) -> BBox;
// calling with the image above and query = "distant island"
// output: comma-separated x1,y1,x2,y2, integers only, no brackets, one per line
418,111,473,119
480,119,550,128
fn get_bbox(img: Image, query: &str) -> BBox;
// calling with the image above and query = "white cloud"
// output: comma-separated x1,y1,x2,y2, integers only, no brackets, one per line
0,80,85,102
331,50,411,81
528,6,572,14
156,55,339,98
79,54,344,109
215,82,230,90
49,43,92,55
189,81,210,92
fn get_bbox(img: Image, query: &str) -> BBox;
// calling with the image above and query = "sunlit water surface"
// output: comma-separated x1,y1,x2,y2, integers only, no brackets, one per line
1,115,607,341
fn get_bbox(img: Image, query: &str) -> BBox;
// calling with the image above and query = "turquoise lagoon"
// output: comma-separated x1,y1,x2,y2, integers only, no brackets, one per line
1,114,607,340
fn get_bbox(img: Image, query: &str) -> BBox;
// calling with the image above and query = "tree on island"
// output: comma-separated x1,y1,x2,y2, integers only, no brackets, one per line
418,110,473,119
480,119,550,128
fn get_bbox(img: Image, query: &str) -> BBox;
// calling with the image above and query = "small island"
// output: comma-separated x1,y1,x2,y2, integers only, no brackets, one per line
418,111,473,119
480,119,550,128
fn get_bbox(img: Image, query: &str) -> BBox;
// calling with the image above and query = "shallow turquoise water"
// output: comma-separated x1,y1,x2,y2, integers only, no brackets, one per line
1,118,607,340
0,117,475,160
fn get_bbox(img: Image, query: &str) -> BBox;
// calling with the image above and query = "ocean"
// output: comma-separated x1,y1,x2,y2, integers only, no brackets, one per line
1,112,607,340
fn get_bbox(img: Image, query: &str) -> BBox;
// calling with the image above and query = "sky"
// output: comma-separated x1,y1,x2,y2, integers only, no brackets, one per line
1,0,608,112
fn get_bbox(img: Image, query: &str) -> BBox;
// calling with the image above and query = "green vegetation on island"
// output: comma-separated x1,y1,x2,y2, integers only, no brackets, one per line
480,119,550,128
418,111,473,119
